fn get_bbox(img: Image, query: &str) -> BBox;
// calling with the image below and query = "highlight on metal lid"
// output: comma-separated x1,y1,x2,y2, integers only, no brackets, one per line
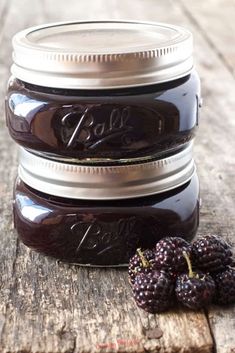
18,142,195,200
12,20,193,89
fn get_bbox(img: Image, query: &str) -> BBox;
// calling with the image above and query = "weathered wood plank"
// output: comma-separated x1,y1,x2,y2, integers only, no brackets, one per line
0,0,235,352
0,0,46,116
1,257,213,353
0,135,18,346
0,0,213,351
170,2,235,353
0,0,7,16
0,0,10,34
0,0,12,107
0,0,21,339
0,0,47,350
179,0,235,76
207,306,235,353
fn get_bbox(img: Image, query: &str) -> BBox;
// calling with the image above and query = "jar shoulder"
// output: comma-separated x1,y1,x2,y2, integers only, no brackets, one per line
7,71,200,102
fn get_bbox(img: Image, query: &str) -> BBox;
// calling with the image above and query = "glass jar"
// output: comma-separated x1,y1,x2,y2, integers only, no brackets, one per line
7,20,201,266
6,71,200,162
13,148,199,266
6,20,200,164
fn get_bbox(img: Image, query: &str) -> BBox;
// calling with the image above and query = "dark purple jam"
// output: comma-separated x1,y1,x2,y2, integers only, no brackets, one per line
6,71,200,161
13,174,199,266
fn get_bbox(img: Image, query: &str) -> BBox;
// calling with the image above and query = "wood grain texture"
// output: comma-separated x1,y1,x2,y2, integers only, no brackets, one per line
0,0,234,352
179,0,235,76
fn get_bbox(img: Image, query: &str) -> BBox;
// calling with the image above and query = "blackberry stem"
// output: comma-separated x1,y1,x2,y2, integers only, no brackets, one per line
183,251,194,278
137,248,150,268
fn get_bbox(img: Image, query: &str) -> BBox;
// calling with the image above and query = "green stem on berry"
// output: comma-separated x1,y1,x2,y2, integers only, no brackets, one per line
137,248,150,268
183,251,195,278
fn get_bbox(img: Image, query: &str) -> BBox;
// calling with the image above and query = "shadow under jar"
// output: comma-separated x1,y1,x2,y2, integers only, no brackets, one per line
6,20,200,163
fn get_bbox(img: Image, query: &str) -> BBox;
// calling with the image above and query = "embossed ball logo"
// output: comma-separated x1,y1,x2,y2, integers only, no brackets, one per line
71,217,140,261
60,106,134,149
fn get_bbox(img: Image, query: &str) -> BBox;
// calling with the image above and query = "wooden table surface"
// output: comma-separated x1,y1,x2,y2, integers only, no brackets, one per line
0,0,235,352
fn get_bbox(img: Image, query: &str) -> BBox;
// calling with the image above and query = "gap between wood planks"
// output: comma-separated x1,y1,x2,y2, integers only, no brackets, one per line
205,309,217,353
0,0,12,41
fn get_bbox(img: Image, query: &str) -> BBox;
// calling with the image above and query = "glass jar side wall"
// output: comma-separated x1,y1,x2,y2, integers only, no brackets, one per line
13,174,199,266
6,71,200,162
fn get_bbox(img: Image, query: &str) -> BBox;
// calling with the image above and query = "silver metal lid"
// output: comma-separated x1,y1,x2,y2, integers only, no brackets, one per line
12,20,193,89
18,143,195,200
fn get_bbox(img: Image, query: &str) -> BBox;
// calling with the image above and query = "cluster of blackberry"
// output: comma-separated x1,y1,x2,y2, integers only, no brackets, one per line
128,235,235,313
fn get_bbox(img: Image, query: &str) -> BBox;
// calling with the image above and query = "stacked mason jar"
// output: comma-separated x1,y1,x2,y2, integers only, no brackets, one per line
6,21,201,266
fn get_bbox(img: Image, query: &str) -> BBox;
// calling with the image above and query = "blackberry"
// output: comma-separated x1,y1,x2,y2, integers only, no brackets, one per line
155,237,192,273
175,252,215,309
213,267,235,305
128,248,155,285
192,235,233,273
132,270,174,313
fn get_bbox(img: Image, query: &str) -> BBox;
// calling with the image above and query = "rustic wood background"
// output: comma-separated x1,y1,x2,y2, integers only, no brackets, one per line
0,0,235,352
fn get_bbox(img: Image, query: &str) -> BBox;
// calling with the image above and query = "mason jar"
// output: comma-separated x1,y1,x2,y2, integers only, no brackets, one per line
13,144,199,266
6,20,200,163
6,20,201,265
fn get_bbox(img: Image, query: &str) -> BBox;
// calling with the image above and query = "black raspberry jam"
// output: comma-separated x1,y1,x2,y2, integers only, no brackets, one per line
13,173,199,266
7,21,201,266
6,71,200,161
